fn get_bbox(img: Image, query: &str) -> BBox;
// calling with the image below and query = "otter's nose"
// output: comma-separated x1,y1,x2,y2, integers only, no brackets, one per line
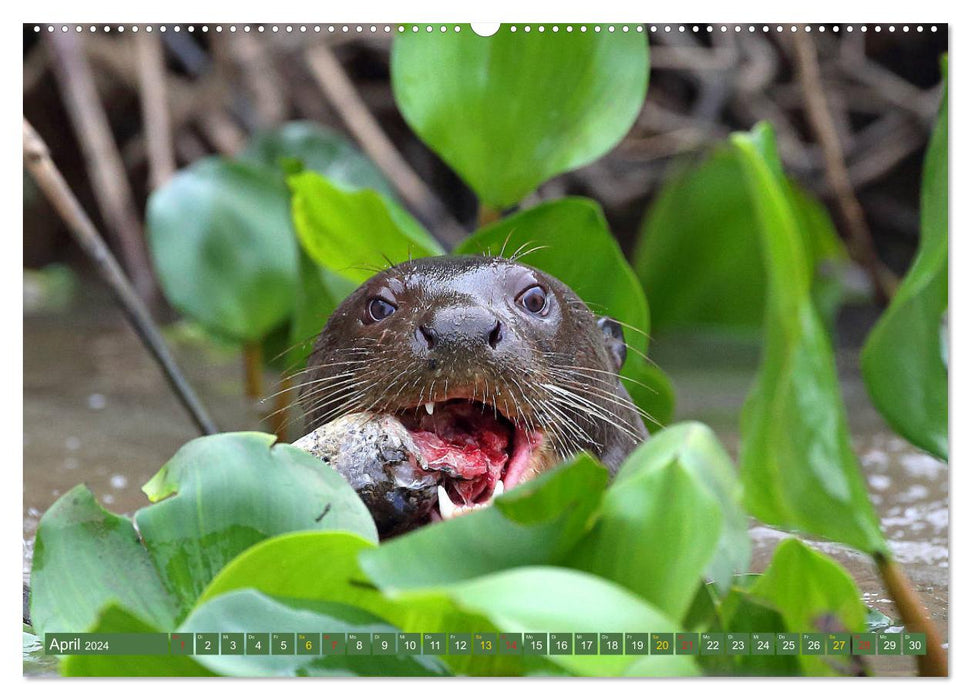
416,307,504,352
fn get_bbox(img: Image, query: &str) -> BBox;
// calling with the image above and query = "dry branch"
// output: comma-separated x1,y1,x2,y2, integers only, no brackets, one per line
23,119,218,436
136,33,176,190
47,32,157,303
792,31,898,304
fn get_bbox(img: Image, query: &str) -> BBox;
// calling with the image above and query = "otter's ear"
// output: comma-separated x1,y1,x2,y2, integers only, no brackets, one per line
597,316,627,373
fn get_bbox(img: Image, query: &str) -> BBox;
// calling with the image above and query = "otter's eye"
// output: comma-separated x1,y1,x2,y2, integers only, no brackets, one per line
366,297,397,323
518,285,549,316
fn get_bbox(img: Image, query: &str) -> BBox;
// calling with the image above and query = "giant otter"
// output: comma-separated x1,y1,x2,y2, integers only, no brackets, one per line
297,255,648,535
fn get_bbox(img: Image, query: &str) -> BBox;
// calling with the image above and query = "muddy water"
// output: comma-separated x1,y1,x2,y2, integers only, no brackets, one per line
23,284,947,677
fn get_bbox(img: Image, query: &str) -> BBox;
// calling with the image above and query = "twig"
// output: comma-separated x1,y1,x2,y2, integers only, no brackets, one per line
46,32,157,304
243,342,264,400
305,44,465,246
197,110,247,155
136,33,176,190
791,31,897,305
219,33,289,129
875,554,948,676
23,119,219,437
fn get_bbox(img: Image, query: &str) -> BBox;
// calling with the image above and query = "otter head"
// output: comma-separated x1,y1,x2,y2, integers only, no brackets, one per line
300,255,647,523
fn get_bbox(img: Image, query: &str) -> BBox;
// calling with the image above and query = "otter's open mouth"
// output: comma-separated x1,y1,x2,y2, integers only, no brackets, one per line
397,399,543,521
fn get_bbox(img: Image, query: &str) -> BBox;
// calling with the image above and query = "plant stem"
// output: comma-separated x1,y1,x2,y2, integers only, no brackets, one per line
268,374,294,442
23,118,219,436
243,342,264,399
875,553,947,676
477,203,501,228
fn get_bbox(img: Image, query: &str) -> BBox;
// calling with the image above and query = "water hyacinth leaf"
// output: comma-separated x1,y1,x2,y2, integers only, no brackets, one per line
634,148,850,335
180,590,449,677
455,198,673,424
730,124,886,556
61,605,214,677
716,590,802,676
136,432,378,620
746,539,866,675
147,158,297,342
567,460,721,622
289,170,444,282
612,422,751,594
286,249,358,369
29,485,179,639
429,567,697,676
239,121,394,197
360,455,608,591
623,358,676,428
861,63,948,460
199,531,553,676
391,25,649,208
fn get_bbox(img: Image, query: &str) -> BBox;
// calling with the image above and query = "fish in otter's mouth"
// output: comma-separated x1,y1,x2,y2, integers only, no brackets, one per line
398,397,543,519
292,255,649,537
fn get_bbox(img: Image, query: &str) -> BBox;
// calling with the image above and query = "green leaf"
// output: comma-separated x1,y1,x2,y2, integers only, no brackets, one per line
431,567,697,676
634,147,850,335
239,121,394,197
730,124,886,556
61,605,214,677
455,198,673,425
612,422,751,594
286,249,357,369
751,540,866,632
861,62,948,460
136,432,378,619
359,455,608,592
29,485,179,638
289,170,443,283
567,459,722,622
147,158,298,342
199,531,555,676
391,24,649,208
180,590,449,677
745,539,867,675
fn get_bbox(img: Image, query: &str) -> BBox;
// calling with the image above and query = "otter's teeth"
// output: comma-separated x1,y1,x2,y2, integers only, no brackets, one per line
424,402,435,415
437,485,457,519
493,480,504,497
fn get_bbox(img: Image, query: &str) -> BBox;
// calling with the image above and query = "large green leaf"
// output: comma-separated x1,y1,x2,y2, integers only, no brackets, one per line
199,531,556,676
634,148,850,335
31,433,379,641
455,197,673,425
731,124,887,556
61,605,214,677
180,590,449,677
391,24,649,208
861,62,948,460
147,158,297,342
567,459,721,622
289,170,444,282
239,120,394,197
136,432,378,619
359,454,608,591
431,567,698,677
744,539,867,675
611,422,751,594
29,485,179,639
